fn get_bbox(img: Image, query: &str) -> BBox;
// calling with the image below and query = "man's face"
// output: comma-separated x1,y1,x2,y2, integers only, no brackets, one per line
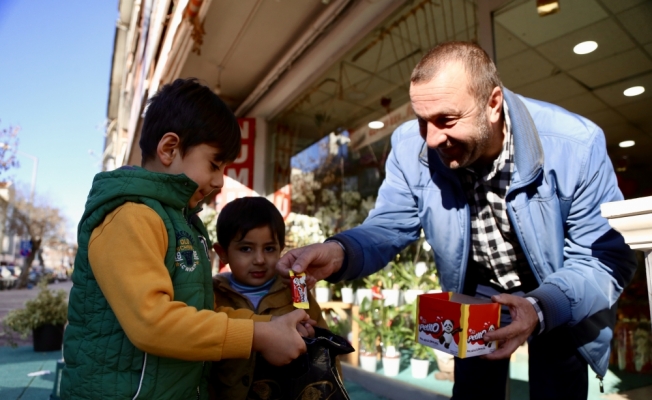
410,63,493,169
225,226,280,287
168,144,226,208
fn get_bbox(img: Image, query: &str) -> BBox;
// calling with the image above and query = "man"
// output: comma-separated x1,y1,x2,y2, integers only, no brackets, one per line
277,42,637,399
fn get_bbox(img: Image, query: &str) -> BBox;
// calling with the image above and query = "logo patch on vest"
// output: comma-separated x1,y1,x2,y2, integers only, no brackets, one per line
175,231,200,272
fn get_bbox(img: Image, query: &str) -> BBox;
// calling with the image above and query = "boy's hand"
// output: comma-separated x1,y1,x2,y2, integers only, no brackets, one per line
253,309,309,365
296,318,317,338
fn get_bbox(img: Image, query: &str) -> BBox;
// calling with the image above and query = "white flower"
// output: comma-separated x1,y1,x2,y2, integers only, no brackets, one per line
415,262,428,278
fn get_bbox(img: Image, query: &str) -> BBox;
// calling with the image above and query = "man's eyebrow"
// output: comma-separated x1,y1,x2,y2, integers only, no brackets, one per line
413,108,459,119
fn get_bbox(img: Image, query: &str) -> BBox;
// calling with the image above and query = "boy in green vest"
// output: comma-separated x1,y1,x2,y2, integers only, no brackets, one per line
61,78,312,400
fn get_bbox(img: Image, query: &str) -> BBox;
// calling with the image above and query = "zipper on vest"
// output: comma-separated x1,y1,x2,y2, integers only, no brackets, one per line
132,353,148,399
596,374,604,393
196,361,205,399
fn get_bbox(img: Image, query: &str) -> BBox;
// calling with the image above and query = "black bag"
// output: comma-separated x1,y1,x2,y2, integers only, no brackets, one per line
247,326,354,400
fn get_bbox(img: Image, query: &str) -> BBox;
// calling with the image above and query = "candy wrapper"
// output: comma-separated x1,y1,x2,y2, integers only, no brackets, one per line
289,271,309,309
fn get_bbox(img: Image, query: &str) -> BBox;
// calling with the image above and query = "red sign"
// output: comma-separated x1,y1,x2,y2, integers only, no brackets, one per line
215,118,256,211
273,183,292,220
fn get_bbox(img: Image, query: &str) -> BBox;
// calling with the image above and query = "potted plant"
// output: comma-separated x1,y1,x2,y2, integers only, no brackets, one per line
354,297,380,373
394,260,440,304
339,282,354,304
378,304,412,377
2,279,68,351
364,267,401,307
401,301,436,379
314,280,332,303
410,343,435,379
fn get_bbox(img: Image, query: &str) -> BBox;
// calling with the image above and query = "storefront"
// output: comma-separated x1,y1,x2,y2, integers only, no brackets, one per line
104,0,652,396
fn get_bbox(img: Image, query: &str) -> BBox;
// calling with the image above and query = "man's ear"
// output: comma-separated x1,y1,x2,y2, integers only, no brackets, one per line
157,132,181,166
213,243,228,263
486,86,503,124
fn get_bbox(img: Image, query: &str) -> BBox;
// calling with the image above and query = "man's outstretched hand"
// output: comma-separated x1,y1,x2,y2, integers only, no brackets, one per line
276,242,345,288
482,294,539,360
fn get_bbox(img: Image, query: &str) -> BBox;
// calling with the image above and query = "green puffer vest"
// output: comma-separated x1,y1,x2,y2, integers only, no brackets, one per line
61,166,214,400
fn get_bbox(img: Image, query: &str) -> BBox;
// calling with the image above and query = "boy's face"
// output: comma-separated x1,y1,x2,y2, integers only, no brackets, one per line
216,226,280,287
168,144,227,208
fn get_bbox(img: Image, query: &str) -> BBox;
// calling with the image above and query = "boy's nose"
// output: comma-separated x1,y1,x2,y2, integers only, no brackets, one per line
253,251,265,264
212,172,224,189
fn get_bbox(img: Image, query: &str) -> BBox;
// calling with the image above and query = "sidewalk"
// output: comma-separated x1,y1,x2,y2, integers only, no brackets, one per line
0,345,387,400
0,346,62,400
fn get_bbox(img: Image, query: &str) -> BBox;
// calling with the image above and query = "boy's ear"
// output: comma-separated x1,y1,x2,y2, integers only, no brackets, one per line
213,243,228,263
157,132,182,166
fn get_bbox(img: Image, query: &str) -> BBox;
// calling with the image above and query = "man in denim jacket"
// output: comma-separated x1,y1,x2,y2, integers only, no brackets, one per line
278,42,637,400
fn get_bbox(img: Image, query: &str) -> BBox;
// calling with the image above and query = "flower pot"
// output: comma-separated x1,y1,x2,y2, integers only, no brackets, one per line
403,289,424,304
359,353,377,373
382,355,401,376
33,323,64,352
382,289,401,307
410,358,430,379
340,287,354,304
315,287,331,303
381,345,401,376
355,288,372,305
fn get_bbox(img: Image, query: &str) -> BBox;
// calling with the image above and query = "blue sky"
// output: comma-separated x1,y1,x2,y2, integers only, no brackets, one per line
0,1,117,240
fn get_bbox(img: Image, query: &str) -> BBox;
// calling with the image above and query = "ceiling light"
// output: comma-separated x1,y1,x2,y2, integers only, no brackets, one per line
537,0,560,16
368,121,384,129
619,140,635,148
573,41,597,55
623,86,645,97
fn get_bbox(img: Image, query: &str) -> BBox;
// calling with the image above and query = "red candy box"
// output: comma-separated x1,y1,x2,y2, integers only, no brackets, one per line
416,292,501,358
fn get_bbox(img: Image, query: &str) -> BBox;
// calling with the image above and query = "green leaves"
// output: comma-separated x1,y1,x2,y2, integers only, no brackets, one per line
2,279,67,346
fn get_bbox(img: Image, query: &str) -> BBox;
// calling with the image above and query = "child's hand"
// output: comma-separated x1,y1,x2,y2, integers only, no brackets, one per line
253,309,309,365
296,318,317,338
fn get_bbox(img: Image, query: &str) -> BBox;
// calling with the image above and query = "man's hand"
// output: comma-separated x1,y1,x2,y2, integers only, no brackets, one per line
276,242,345,288
482,294,539,360
253,309,309,365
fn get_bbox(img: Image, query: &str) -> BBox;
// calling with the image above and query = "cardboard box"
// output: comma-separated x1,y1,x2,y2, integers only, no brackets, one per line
416,292,501,358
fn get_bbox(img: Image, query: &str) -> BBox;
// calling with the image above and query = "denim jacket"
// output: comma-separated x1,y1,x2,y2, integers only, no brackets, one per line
331,88,636,376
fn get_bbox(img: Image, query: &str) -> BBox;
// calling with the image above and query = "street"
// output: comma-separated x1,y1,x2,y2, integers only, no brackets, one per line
0,280,73,347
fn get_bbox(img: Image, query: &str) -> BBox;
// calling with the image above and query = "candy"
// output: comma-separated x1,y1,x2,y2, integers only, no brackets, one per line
289,271,309,309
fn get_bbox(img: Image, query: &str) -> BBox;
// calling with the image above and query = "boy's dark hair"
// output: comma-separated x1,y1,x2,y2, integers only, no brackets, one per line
139,78,241,164
217,197,286,251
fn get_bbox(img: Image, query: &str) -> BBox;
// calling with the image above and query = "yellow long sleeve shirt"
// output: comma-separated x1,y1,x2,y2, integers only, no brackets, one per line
88,202,270,361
